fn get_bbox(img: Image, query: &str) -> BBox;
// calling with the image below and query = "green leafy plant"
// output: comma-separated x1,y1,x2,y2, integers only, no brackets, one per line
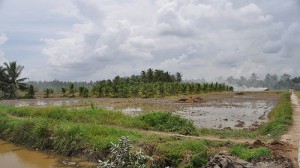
98,136,151,168
43,88,54,98
25,85,36,99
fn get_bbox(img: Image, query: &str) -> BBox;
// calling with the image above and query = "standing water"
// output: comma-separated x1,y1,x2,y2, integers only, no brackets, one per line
0,140,57,168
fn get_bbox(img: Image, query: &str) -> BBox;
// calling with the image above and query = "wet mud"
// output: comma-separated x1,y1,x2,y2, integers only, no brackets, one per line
0,92,280,130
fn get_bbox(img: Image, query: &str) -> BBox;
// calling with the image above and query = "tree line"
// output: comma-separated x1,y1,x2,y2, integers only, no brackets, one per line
225,73,300,90
0,63,233,99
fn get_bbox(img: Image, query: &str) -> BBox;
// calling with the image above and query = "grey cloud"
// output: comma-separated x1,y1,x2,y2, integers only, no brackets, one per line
1,0,299,81
262,41,282,54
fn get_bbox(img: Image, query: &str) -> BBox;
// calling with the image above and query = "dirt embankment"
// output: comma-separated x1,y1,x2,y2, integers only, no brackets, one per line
281,93,300,166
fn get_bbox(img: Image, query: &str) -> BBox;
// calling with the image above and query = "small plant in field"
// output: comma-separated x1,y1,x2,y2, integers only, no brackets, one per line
68,83,76,97
61,87,67,97
79,86,89,97
25,85,36,99
98,136,151,168
43,88,54,98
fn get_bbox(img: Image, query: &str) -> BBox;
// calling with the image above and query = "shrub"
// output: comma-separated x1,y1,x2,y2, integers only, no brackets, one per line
138,112,197,135
98,136,150,168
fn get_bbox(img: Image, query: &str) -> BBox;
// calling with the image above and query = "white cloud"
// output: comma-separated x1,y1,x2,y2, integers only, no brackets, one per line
1,0,300,81
0,33,8,63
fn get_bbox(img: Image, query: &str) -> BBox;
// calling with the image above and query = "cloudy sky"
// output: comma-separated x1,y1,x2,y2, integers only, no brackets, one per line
0,0,299,81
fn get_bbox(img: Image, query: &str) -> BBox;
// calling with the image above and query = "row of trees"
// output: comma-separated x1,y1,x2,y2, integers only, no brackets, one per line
225,73,300,90
91,81,232,98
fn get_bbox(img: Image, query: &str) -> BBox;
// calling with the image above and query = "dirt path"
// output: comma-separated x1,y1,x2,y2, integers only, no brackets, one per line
281,93,300,167
138,129,256,144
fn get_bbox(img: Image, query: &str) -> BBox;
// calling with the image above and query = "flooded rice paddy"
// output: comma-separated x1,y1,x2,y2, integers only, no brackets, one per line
0,92,280,130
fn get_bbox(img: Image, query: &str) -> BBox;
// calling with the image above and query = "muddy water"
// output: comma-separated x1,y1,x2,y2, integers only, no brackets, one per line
0,140,57,168
176,99,277,129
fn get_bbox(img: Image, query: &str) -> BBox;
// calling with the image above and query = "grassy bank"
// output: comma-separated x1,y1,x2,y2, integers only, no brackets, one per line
0,104,274,168
258,92,292,138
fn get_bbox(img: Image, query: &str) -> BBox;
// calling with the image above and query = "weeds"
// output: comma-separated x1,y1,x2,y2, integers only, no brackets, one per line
138,112,197,135
229,144,272,161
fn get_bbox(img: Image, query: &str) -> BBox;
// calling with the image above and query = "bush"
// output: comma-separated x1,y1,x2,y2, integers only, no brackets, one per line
98,136,150,168
138,112,197,135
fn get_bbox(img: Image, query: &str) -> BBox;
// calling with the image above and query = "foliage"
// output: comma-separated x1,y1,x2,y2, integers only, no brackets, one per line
229,144,272,161
226,73,300,90
61,87,67,97
92,81,232,99
25,85,36,99
258,92,292,138
98,136,150,168
138,112,197,135
68,83,76,97
0,61,28,98
78,86,89,97
158,139,208,167
43,88,54,98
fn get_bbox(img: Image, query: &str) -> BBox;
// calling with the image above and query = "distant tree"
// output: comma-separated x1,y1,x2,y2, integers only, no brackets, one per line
43,88,54,98
147,68,154,82
25,85,36,99
79,86,89,97
175,72,182,82
61,87,67,97
68,83,76,97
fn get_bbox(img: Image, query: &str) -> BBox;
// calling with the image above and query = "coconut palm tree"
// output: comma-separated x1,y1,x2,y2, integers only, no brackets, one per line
3,61,28,98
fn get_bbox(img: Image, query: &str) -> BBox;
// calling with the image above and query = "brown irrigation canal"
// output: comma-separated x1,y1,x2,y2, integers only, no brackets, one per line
0,140,57,168
0,140,97,168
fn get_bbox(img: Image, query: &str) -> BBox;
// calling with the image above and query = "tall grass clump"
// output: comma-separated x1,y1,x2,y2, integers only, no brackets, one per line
229,144,272,161
158,139,208,167
259,92,292,138
138,112,197,135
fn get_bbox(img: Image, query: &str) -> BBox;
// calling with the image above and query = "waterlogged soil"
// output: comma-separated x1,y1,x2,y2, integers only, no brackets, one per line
176,93,279,129
0,92,280,130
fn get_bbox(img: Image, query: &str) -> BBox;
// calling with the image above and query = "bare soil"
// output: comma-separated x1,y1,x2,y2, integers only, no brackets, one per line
281,93,300,167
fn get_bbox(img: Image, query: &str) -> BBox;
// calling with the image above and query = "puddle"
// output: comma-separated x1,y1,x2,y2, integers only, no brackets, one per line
122,107,142,115
12,99,79,107
176,100,276,129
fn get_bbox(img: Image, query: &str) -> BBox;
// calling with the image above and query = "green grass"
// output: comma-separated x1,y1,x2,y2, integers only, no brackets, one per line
198,128,258,139
0,91,289,167
258,92,292,138
296,91,300,99
6,106,197,135
157,139,208,167
138,112,197,135
229,143,272,161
